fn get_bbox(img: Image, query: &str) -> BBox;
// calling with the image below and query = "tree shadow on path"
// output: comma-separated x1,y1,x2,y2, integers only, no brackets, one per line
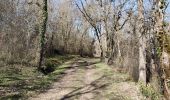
60,75,110,100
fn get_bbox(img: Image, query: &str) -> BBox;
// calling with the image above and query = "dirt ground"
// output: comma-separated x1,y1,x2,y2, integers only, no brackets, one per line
29,58,143,100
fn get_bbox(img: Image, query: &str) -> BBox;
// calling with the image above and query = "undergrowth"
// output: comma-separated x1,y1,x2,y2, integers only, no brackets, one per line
0,55,76,100
139,82,162,100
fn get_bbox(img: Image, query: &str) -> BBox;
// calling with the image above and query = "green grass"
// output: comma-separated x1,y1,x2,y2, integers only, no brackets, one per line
0,55,76,100
94,62,132,83
89,62,135,100
139,82,163,100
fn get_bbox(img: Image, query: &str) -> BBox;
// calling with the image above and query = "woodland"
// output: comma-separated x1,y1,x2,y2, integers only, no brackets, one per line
1,0,170,100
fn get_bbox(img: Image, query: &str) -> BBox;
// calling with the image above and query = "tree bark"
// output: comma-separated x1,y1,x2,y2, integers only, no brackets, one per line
155,0,170,99
38,0,48,72
137,0,146,83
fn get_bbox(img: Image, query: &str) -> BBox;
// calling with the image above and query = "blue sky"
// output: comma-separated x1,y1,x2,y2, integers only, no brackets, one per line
165,0,170,21
53,0,170,21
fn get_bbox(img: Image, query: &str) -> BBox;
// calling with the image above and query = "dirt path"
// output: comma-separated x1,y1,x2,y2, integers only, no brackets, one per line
29,58,143,100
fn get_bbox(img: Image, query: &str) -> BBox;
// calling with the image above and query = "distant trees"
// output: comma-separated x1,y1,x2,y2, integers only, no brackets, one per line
0,0,40,66
0,0,94,74
0,0,49,74
76,0,133,65
76,0,106,61
1,0,170,98
47,0,94,57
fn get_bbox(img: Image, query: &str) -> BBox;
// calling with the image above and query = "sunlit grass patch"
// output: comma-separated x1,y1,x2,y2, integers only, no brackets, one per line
0,55,76,99
139,82,163,100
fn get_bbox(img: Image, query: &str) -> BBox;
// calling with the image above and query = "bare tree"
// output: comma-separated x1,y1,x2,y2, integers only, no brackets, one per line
137,0,146,84
76,0,106,61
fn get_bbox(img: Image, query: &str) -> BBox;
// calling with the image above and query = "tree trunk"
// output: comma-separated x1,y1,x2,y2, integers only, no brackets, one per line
107,35,114,65
138,38,146,83
137,0,146,83
38,0,48,72
150,0,170,99
100,45,105,62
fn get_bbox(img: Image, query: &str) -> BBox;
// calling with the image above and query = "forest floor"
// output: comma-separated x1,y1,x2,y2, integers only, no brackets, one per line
29,57,143,100
0,55,76,100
